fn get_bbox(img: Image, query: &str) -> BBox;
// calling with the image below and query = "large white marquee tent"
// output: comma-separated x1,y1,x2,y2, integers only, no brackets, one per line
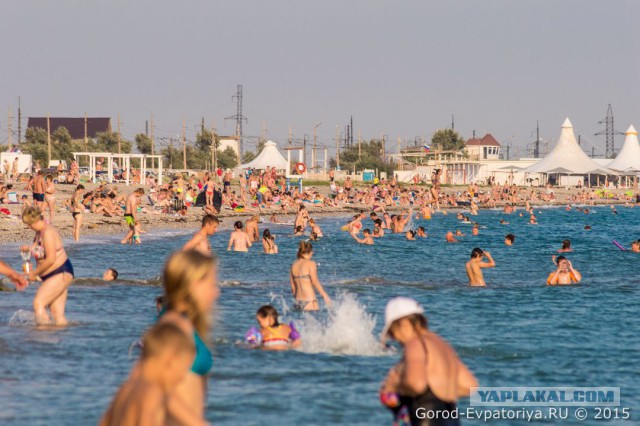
526,118,614,175
238,141,288,170
607,125,640,173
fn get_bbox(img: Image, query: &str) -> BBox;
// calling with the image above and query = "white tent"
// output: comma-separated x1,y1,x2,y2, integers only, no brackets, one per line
526,118,614,175
238,140,289,170
608,125,640,173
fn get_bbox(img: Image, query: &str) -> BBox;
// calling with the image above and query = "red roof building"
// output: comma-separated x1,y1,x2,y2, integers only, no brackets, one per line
465,133,501,160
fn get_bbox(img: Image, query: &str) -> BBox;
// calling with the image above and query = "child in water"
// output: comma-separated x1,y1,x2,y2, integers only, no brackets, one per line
246,305,301,351
100,323,201,426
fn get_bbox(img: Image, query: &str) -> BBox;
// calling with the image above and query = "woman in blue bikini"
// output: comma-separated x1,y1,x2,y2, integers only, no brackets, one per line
21,206,74,326
157,250,219,424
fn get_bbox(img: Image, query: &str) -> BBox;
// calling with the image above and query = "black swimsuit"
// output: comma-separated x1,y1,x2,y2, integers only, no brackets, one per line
399,339,459,426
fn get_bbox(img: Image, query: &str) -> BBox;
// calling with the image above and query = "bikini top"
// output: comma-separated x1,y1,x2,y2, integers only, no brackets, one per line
158,308,213,376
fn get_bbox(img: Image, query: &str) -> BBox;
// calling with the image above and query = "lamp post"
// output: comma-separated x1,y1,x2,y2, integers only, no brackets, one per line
313,122,322,172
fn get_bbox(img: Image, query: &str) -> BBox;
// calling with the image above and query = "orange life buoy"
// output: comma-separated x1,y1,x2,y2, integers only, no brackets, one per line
295,162,307,174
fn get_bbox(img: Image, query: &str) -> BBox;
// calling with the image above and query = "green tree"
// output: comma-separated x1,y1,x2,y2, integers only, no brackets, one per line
242,151,257,163
94,131,132,154
161,144,182,169
431,129,466,152
22,127,49,165
135,133,152,154
217,146,238,169
329,139,394,174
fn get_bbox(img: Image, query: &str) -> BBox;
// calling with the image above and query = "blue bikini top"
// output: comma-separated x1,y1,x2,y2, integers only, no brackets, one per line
158,308,213,376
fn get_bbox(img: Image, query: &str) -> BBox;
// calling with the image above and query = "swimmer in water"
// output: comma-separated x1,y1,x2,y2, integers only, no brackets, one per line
379,297,478,426
103,268,119,282
253,305,301,351
465,248,495,287
262,229,278,254
631,241,640,253
353,229,374,245
417,226,427,238
455,230,465,237
504,234,515,246
547,256,581,285
405,230,416,241
558,239,572,253
290,241,332,311
499,219,509,225
471,224,479,236
373,219,385,238
309,218,323,238
100,323,199,426
445,231,458,243
183,215,219,256
227,221,253,252
529,214,538,225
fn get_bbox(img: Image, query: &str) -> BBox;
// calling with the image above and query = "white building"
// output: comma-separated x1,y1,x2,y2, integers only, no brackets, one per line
465,134,501,160
218,136,240,158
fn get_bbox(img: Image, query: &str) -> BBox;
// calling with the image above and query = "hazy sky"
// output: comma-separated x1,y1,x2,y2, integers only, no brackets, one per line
1,0,638,159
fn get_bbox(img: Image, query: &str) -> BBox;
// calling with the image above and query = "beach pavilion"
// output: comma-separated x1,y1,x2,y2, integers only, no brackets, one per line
525,118,616,187
72,152,163,186
237,140,289,171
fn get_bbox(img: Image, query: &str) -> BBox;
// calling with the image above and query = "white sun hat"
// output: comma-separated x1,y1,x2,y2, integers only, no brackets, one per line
380,297,424,341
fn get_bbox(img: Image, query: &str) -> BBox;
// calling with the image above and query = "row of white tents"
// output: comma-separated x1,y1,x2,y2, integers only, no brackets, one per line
526,118,640,176
236,118,640,184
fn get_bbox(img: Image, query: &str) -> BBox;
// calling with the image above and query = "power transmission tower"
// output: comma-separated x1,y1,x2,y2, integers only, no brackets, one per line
534,121,540,158
225,84,247,159
595,104,623,158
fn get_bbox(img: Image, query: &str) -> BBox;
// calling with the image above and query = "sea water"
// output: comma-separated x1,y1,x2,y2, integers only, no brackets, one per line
0,206,638,425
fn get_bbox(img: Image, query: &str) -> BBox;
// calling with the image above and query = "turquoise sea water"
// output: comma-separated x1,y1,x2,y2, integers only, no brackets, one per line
0,206,638,425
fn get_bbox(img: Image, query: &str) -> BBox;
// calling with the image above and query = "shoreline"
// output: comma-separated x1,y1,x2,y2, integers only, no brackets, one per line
0,181,633,244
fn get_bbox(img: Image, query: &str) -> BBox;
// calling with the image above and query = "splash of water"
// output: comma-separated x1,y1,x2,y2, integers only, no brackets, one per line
295,292,389,356
9,309,36,327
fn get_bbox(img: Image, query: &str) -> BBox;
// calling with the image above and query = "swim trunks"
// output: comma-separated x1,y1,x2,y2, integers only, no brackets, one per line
33,193,45,202
124,214,135,227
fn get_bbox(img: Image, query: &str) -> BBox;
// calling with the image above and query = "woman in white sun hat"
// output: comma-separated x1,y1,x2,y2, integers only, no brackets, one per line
379,297,477,426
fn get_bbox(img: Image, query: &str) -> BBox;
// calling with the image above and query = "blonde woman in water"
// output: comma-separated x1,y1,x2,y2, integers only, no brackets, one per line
21,206,74,325
290,241,332,311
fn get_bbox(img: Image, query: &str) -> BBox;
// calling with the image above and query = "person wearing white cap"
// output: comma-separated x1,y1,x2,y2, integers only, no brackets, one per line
379,297,477,426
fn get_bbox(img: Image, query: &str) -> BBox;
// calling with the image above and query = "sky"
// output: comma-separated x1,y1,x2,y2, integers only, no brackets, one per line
0,0,638,159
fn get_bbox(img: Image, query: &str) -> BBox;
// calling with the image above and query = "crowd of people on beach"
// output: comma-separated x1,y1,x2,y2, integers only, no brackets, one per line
2,164,640,425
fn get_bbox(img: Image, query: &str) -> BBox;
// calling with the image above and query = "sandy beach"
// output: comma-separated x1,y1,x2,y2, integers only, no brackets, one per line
0,180,634,244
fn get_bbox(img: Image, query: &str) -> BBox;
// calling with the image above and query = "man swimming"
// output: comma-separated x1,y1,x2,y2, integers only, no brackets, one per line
547,256,581,285
227,221,252,252
352,229,374,245
504,234,515,246
465,248,495,287
183,215,219,255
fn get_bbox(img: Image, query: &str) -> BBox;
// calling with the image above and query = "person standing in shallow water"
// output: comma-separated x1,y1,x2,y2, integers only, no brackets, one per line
465,248,495,287
379,297,477,426
21,206,74,325
290,241,332,311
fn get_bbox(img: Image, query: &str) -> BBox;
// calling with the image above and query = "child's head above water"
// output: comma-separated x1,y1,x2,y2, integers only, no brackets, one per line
256,305,280,328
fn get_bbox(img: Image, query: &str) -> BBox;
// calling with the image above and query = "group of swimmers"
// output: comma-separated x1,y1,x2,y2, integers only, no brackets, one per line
3,181,632,425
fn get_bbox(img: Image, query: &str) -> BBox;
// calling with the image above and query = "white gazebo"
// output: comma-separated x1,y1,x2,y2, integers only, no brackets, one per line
526,118,616,185
238,141,289,171
608,125,640,173
72,152,163,186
